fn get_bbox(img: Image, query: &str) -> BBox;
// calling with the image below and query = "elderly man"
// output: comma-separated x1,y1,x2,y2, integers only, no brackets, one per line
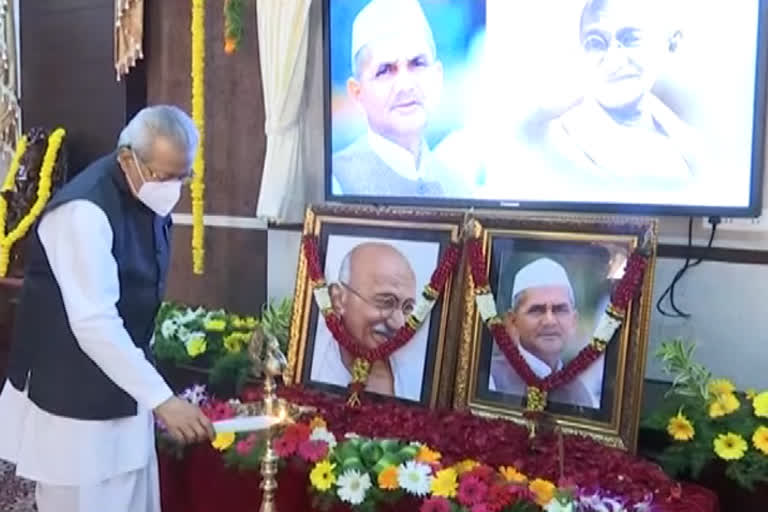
331,0,466,198
546,0,700,187
489,258,598,409
0,105,214,512
311,242,426,401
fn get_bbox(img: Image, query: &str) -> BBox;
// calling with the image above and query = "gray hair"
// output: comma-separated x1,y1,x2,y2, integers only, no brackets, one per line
338,252,352,283
117,105,199,163
510,289,576,313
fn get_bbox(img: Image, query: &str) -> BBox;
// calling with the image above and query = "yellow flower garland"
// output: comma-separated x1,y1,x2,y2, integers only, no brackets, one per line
0,129,66,276
191,0,206,274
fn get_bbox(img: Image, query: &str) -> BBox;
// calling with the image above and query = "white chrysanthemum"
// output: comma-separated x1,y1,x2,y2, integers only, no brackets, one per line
313,287,332,310
336,469,371,505
545,499,574,512
177,308,200,324
397,460,432,496
310,426,337,449
593,313,622,342
475,293,498,322
344,432,360,439
411,297,434,323
161,318,179,339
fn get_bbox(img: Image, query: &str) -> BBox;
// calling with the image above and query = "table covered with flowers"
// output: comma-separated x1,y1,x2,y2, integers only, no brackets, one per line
157,386,718,512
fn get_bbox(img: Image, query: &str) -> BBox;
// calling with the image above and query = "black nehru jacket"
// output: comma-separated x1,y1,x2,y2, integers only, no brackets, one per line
6,152,171,420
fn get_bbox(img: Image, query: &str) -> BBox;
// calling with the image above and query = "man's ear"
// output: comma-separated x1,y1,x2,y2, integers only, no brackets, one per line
329,283,345,315
503,310,519,342
347,77,362,103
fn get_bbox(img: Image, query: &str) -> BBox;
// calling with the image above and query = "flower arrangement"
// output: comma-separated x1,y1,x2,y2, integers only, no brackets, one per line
164,386,656,512
152,298,292,393
642,339,768,490
223,0,244,54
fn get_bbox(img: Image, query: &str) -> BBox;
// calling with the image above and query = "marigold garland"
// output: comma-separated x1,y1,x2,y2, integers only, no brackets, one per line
302,235,461,406
0,129,66,276
191,0,206,274
223,0,244,54
467,235,649,412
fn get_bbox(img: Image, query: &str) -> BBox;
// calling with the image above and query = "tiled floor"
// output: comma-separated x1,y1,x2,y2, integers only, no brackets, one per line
0,460,35,511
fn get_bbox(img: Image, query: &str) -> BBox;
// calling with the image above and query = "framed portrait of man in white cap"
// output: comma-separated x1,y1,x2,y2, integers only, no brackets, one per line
285,204,464,409
453,214,657,451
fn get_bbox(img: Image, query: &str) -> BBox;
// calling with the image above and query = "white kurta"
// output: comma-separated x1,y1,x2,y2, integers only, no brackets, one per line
0,200,173,488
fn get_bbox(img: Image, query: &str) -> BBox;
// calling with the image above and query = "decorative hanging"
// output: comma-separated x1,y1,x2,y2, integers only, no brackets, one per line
0,128,67,276
191,0,206,274
114,0,144,81
223,0,245,54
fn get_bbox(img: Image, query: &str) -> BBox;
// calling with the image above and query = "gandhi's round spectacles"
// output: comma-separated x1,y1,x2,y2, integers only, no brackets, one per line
340,282,415,319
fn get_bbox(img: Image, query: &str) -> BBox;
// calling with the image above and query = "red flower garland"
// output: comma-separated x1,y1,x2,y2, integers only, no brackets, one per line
302,235,461,402
467,237,648,397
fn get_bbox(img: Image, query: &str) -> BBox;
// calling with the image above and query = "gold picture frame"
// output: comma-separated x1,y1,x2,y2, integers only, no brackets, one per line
285,204,464,408
453,214,657,452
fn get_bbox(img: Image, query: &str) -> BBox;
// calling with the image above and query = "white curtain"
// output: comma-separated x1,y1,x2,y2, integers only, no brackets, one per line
256,0,314,223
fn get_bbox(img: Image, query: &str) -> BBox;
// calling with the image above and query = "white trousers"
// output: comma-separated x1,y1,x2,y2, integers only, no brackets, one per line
35,455,161,512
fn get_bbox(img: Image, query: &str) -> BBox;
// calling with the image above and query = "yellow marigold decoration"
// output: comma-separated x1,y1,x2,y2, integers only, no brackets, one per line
713,433,748,461
310,460,336,491
190,0,206,274
500,466,528,484
415,445,441,464
204,319,226,332
0,129,66,276
753,426,768,456
430,467,458,497
377,465,399,490
754,391,768,418
708,393,740,418
708,378,735,397
529,478,556,506
453,459,480,475
223,333,243,353
309,416,327,430
667,412,695,441
211,431,235,451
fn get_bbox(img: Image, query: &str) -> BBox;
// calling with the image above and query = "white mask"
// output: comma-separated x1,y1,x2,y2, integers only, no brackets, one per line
131,151,182,217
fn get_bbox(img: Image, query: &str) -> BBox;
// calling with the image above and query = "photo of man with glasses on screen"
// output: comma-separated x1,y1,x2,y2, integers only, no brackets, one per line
310,241,427,401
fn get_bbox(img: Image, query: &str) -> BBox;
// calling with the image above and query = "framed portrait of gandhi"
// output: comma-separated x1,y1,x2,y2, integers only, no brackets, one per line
453,214,657,451
285,204,463,408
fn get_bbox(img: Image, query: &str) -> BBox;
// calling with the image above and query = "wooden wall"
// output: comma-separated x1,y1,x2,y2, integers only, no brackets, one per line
145,0,268,314
20,0,144,175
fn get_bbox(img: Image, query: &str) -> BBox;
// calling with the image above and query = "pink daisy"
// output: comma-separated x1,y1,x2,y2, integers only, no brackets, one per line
458,476,489,506
419,497,452,512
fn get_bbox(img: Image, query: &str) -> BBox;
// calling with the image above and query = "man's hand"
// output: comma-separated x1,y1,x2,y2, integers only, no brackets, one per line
154,396,215,444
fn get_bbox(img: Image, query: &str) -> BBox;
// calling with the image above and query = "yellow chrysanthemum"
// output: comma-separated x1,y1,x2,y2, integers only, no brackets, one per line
378,465,399,490
416,445,441,464
223,333,242,353
752,426,768,455
186,337,207,357
310,460,337,491
204,319,226,332
453,459,480,474
499,465,528,483
309,416,327,430
666,412,695,441
529,478,556,506
753,392,768,418
430,467,458,497
714,433,748,460
708,378,736,397
709,393,740,418
211,432,235,451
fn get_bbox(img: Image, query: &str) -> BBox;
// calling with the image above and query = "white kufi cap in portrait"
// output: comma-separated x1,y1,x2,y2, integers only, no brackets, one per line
351,0,434,60
511,258,574,303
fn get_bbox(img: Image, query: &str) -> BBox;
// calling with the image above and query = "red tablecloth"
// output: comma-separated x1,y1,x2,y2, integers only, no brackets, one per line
158,444,719,512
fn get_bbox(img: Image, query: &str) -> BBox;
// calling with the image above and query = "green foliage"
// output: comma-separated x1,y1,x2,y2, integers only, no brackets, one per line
261,297,293,353
209,350,252,396
642,338,768,490
224,0,245,44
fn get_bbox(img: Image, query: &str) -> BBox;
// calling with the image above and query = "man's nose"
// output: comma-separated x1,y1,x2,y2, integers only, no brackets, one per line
542,308,557,324
392,64,417,91
387,308,406,329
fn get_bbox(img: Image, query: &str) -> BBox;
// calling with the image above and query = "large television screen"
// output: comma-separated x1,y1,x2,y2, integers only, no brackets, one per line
325,0,767,216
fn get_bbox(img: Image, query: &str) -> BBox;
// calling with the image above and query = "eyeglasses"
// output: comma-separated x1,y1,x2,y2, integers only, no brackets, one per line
340,282,415,319
131,149,194,184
